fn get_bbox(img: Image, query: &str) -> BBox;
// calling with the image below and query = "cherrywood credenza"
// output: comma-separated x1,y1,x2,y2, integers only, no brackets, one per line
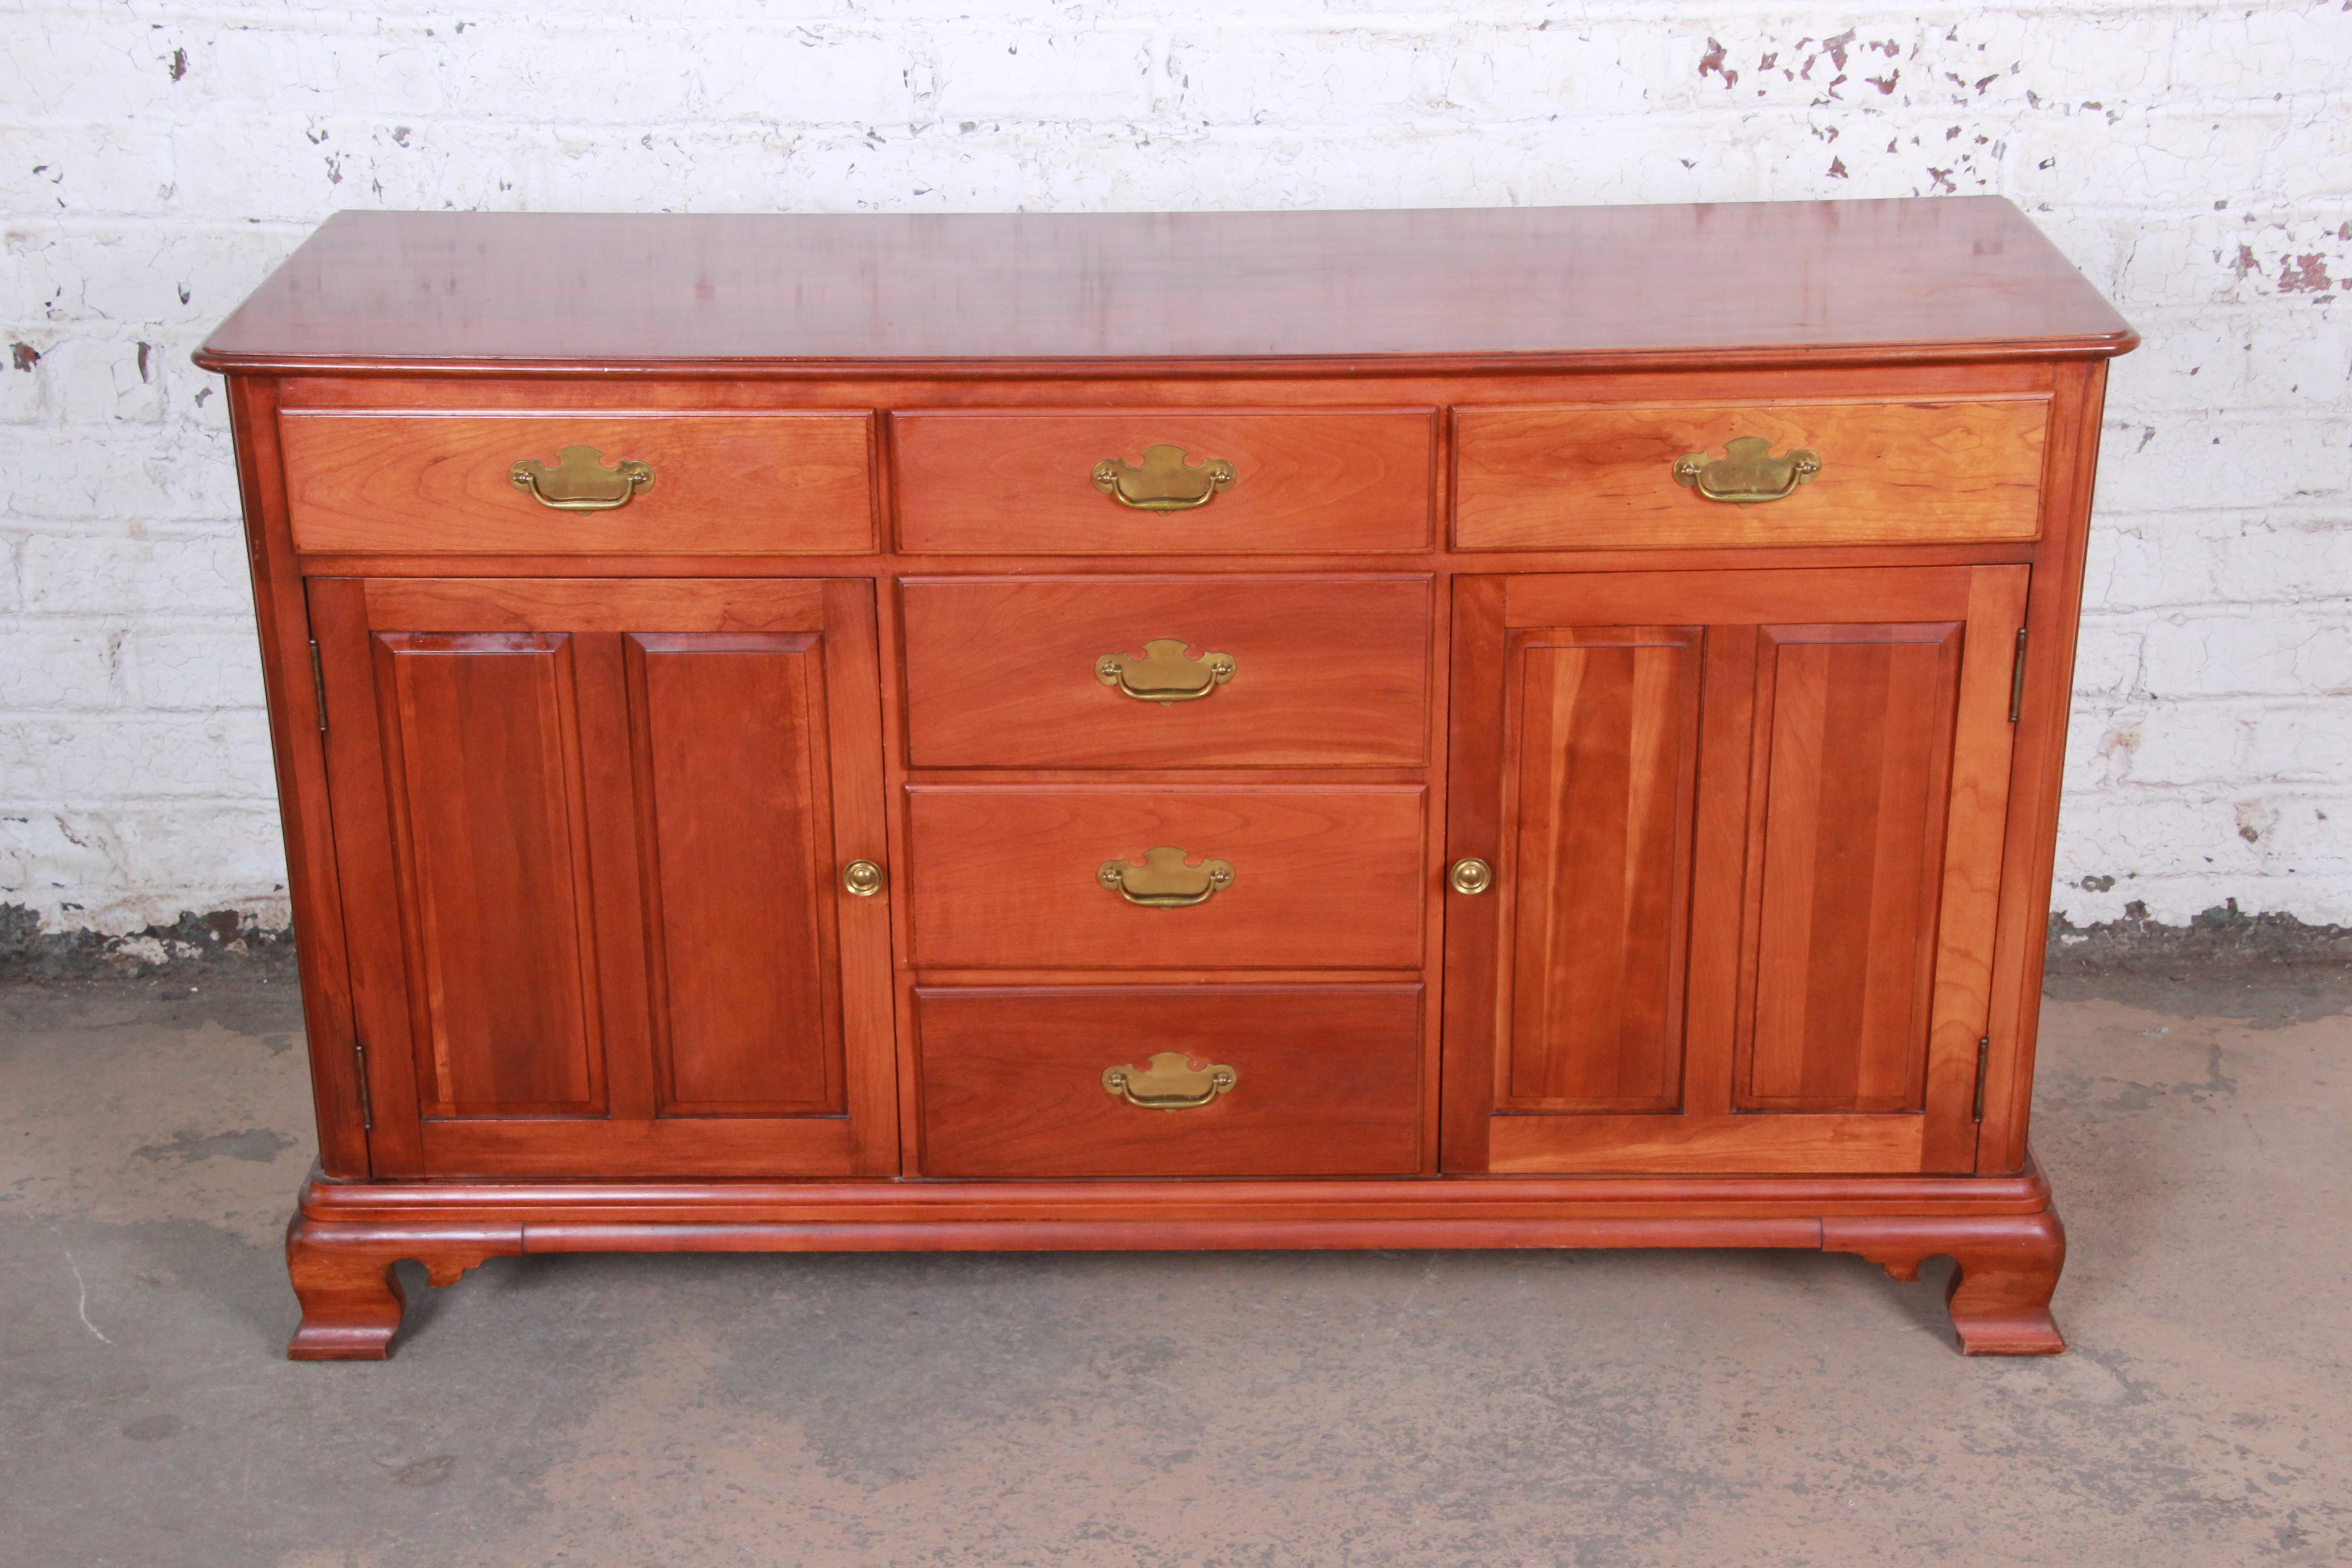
195,198,2135,1358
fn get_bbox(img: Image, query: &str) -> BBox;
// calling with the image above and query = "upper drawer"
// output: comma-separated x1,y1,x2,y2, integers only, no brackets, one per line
892,409,1435,554
1453,398,2049,551
279,412,875,555
901,575,1431,768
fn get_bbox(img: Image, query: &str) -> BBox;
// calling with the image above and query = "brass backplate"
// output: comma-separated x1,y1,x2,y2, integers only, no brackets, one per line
1671,436,1819,505
509,444,655,511
1091,444,1237,511
1098,846,1236,907
1102,1051,1238,1110
1096,638,1237,703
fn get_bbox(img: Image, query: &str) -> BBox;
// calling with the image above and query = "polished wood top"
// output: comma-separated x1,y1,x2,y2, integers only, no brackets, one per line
196,197,2133,374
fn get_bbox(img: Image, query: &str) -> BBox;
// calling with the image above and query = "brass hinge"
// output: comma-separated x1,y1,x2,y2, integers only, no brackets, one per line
2013,625,2032,724
1972,1034,1992,1123
308,639,327,738
353,1040,373,1131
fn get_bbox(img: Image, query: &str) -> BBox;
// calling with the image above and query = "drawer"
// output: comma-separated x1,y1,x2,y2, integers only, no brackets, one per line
1453,397,2049,550
901,576,1431,768
279,411,874,554
892,409,1435,554
916,984,1422,1177
906,785,1426,969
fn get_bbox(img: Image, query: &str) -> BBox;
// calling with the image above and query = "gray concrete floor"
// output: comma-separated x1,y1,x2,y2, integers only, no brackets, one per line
2,968,2347,1568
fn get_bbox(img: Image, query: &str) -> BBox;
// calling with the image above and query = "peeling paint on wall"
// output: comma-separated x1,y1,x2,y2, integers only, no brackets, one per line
0,0,2347,931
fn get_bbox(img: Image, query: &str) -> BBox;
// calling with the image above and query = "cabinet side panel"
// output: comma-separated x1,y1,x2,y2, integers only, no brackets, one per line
377,632,604,1116
1741,626,1961,1112
1503,629,1702,1112
629,633,844,1115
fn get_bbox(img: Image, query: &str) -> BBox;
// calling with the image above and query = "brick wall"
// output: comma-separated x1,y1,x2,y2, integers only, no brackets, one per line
3,1,2347,934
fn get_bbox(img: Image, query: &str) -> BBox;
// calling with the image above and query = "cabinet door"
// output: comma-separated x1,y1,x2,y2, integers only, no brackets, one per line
309,578,896,1179
1443,567,2028,1175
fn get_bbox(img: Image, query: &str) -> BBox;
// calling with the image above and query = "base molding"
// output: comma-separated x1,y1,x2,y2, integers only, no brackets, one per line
285,1159,2066,1359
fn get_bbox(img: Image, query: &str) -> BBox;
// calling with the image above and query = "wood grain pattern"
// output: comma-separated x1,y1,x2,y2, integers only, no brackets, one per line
195,201,2135,373
280,412,874,554
222,379,372,1178
1736,624,1962,1112
1501,627,1703,1112
1823,1209,2066,1354
914,985,1421,1177
904,785,1427,970
1980,360,2108,1175
203,200,2128,1360
373,630,607,1117
899,575,1432,767
626,633,842,1115
277,1160,2063,1357
284,1215,520,1361
363,577,827,632
1455,398,2048,550
310,577,897,1180
892,410,1433,554
299,1155,2060,1226
1450,566,2023,1176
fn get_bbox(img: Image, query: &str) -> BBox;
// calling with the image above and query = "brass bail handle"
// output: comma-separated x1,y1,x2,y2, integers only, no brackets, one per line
1096,639,1237,704
1102,1051,1238,1111
1098,846,1235,908
510,445,656,512
1092,444,1237,511
1672,436,1820,505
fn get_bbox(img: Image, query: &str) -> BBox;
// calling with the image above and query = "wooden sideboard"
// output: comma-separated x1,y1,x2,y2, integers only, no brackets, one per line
195,198,2135,1359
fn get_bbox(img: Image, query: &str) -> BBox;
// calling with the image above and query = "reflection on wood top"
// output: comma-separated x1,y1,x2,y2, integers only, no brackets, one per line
196,197,2135,373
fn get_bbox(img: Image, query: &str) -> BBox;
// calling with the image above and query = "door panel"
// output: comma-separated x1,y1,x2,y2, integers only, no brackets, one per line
1444,567,2028,1176
312,578,896,1179
1739,625,1960,1113
627,633,843,1117
375,631,605,1117
1501,627,1701,1113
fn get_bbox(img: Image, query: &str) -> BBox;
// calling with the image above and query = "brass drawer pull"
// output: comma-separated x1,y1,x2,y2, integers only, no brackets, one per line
841,859,885,897
1092,444,1236,511
1102,1051,1237,1110
509,445,655,511
1098,846,1235,907
1672,436,1819,505
1096,638,1236,703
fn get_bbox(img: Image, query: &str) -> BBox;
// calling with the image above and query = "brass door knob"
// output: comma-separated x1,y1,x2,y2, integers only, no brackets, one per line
1091,444,1236,511
1096,638,1236,703
1099,847,1235,907
1671,436,1819,505
1102,1052,1237,1110
509,445,655,511
1448,857,1494,896
841,859,886,897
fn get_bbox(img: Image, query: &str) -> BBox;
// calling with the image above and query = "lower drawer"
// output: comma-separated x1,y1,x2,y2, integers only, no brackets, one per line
905,784,1428,969
915,984,1424,1177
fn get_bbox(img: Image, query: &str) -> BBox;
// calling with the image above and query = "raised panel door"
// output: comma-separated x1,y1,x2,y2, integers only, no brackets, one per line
310,578,897,1179
1443,567,2029,1176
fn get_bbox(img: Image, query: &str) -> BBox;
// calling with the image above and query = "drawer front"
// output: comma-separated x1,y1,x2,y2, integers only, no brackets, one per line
901,576,1431,768
1454,398,2048,550
906,785,1426,969
916,985,1422,1177
892,409,1435,554
280,412,875,554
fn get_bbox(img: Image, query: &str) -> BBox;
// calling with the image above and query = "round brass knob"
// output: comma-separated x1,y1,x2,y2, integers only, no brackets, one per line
841,859,886,897
1448,857,1494,896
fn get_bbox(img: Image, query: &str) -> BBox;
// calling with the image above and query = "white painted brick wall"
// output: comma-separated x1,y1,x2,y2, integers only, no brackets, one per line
3,1,2347,934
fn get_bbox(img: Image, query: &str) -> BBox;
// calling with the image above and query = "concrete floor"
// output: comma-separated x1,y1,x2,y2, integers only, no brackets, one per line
2,969,2347,1568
